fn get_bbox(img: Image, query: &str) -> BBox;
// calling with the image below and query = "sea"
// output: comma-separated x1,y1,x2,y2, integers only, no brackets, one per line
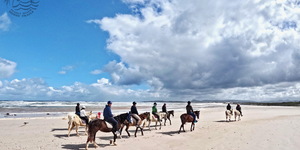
0,100,225,119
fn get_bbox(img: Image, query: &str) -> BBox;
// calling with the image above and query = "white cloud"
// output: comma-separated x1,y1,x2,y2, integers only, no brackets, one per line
58,65,74,75
90,69,102,75
0,58,17,78
0,12,11,31
86,0,300,101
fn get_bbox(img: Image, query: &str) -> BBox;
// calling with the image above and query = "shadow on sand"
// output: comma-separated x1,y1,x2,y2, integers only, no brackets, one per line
51,128,68,132
215,120,233,123
157,130,179,136
61,143,110,150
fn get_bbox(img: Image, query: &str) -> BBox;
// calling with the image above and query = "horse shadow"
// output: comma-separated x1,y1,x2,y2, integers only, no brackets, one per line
53,134,70,138
215,120,234,123
157,131,178,136
51,128,68,132
61,143,110,150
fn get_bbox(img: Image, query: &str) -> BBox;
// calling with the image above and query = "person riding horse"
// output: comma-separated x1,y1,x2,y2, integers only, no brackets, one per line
131,101,141,127
186,101,197,123
162,103,168,115
236,104,243,116
103,101,119,134
227,103,232,114
152,102,160,121
75,103,80,116
80,106,89,124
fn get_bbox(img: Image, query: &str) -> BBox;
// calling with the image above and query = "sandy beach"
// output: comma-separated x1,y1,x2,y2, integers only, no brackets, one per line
0,105,299,150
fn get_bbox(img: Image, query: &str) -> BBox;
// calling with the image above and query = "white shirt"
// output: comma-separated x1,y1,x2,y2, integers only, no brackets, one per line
80,109,86,117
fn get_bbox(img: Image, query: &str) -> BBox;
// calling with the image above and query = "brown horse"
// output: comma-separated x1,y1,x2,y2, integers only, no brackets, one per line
120,112,150,137
178,110,200,134
85,113,130,150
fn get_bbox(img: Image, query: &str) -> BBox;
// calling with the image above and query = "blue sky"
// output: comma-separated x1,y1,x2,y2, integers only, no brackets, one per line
0,0,300,101
1,0,127,87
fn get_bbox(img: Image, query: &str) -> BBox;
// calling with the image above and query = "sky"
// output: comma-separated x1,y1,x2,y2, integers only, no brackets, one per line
0,0,300,102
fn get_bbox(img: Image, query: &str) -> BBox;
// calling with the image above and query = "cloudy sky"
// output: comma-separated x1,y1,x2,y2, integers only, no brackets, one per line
0,0,300,101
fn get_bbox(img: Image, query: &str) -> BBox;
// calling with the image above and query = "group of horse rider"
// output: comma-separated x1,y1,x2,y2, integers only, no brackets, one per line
226,103,243,116
74,100,204,135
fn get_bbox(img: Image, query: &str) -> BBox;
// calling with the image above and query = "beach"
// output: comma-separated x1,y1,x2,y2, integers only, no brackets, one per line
0,105,300,150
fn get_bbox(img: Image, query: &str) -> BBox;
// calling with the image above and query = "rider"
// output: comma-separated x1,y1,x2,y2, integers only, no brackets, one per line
236,104,243,116
226,103,232,114
80,106,89,124
103,101,118,134
75,103,80,116
186,101,197,123
131,101,141,127
162,103,168,116
152,102,160,121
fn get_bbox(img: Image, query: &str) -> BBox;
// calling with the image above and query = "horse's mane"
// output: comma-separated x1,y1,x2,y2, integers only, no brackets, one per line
114,113,129,123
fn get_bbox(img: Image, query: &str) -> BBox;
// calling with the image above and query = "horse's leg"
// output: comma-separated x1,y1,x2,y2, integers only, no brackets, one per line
164,118,167,126
159,120,162,130
112,132,117,146
68,123,74,137
125,125,130,137
148,120,151,131
85,125,88,135
178,124,183,134
119,125,124,138
190,123,193,131
76,125,79,136
155,121,157,130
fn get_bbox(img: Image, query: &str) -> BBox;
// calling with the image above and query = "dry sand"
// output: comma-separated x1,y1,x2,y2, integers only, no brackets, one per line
0,105,299,150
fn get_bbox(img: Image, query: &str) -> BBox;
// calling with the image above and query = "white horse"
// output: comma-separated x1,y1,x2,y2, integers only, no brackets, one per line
145,112,166,130
225,109,233,122
234,110,241,121
67,111,95,137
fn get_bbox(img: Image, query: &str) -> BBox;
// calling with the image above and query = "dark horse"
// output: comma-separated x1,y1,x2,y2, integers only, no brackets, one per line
85,113,130,150
163,110,174,125
120,112,150,137
178,110,200,134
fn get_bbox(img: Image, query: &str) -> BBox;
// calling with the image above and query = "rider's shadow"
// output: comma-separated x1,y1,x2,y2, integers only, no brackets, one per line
157,131,178,136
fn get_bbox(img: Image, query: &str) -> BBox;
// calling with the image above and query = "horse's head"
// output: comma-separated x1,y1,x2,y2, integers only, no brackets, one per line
194,111,200,119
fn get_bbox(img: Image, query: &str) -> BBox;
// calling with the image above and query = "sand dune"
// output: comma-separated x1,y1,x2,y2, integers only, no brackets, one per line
0,105,299,150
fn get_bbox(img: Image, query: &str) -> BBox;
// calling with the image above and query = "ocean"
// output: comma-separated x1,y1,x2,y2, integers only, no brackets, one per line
0,100,225,119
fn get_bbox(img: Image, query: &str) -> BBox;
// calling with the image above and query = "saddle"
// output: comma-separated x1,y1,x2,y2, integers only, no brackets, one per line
104,121,113,128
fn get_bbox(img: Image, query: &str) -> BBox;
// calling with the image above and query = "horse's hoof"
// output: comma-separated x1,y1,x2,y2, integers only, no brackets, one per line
113,142,117,146
110,140,112,145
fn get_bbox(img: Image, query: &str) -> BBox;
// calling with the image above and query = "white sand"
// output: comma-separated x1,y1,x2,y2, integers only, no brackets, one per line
0,105,299,150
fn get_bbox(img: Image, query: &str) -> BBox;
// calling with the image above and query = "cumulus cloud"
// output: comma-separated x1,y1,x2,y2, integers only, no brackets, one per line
0,77,168,101
0,12,11,31
86,0,300,101
0,58,17,78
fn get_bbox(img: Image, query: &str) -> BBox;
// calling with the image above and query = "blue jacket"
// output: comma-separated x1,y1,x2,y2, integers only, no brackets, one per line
103,105,113,119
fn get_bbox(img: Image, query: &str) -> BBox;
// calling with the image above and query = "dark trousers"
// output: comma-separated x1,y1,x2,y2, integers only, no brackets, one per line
80,116,89,124
188,113,196,122
105,117,118,132
152,112,160,121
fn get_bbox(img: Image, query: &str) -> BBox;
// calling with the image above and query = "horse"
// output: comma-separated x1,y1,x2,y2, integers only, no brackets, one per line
178,110,200,134
145,112,165,130
234,110,241,121
162,110,174,125
67,111,94,137
85,113,131,150
225,109,233,122
120,112,150,137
